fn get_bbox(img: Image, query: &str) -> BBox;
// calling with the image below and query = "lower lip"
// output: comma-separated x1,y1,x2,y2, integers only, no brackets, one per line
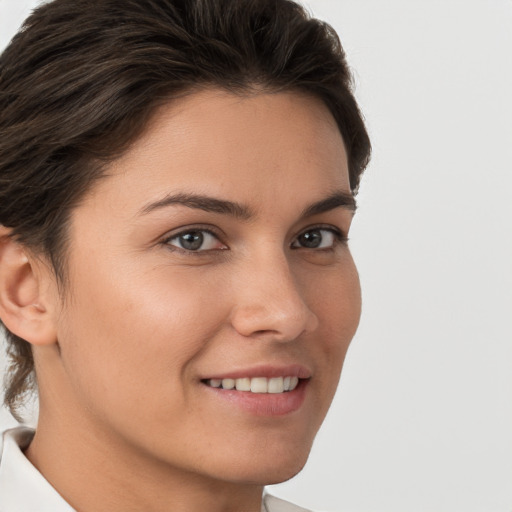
202,379,308,416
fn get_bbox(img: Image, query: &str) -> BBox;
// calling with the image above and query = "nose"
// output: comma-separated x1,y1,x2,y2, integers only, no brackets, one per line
229,252,319,342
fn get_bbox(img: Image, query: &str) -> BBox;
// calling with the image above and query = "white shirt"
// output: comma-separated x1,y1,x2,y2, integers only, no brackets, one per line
0,426,312,512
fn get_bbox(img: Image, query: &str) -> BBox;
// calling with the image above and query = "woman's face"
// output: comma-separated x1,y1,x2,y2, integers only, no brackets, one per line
48,89,361,484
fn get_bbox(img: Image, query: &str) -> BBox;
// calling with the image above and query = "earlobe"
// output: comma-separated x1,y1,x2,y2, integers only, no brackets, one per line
0,228,58,346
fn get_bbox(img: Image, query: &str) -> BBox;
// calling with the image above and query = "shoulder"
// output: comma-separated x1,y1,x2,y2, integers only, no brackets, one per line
262,493,314,512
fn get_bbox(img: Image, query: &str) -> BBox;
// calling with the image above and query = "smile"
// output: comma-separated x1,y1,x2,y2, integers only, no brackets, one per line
204,376,300,394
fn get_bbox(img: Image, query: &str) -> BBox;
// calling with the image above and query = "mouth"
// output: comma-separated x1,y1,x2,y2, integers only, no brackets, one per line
202,376,300,394
199,367,310,416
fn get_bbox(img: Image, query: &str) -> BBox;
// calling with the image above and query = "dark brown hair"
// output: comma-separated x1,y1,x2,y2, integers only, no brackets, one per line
0,0,371,419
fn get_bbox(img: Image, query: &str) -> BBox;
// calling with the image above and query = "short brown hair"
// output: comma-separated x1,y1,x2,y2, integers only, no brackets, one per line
0,0,371,419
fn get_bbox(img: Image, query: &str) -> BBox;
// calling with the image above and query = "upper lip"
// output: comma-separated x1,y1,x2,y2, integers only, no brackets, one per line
200,363,312,381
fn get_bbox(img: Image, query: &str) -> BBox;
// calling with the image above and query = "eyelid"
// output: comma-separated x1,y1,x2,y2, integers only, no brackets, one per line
291,224,348,248
158,223,348,253
161,225,227,252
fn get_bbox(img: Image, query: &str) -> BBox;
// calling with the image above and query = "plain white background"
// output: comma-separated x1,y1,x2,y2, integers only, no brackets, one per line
1,1,511,511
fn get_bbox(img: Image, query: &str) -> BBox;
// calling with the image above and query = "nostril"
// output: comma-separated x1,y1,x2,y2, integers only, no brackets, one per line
252,329,275,336
229,270,318,339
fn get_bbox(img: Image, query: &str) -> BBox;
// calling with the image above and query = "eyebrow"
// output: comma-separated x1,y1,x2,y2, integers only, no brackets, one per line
300,191,357,217
139,192,254,219
139,190,356,219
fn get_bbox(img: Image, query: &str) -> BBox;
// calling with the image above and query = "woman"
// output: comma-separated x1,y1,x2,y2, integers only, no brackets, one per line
0,0,370,510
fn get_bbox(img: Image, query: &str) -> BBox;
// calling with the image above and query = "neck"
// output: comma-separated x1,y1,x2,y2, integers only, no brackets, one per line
26,405,264,512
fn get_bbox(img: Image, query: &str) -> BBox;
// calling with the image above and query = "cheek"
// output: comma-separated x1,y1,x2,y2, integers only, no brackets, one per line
306,253,362,340
57,263,229,416
330,263,361,342
308,257,361,389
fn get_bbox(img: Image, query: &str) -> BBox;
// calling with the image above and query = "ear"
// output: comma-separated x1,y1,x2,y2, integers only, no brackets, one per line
0,227,58,346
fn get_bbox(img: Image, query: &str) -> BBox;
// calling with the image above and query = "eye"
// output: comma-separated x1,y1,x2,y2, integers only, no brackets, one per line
291,227,344,249
165,229,226,252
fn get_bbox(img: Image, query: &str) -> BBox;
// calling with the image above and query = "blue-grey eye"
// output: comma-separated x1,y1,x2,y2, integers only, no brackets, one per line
293,228,338,249
167,230,223,251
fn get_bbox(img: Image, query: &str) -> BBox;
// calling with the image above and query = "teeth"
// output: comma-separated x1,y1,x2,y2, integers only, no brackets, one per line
235,378,251,391
221,378,235,390
268,377,284,394
251,377,268,393
207,376,300,393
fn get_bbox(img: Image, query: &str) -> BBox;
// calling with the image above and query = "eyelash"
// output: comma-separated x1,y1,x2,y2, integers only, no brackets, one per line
160,226,223,255
291,226,348,250
161,225,348,254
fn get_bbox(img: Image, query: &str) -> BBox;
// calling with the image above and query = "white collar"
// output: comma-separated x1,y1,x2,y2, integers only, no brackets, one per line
0,426,76,512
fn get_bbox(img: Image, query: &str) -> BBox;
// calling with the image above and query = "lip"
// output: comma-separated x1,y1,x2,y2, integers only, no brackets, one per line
200,363,312,381
199,364,311,416
202,379,309,416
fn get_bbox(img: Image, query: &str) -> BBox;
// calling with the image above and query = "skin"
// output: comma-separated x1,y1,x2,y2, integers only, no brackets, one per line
5,89,361,512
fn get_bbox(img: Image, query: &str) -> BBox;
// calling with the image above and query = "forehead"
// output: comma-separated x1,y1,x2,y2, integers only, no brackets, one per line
80,88,350,216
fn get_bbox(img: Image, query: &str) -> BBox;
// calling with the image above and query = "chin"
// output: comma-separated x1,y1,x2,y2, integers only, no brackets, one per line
220,443,312,486
257,460,308,485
